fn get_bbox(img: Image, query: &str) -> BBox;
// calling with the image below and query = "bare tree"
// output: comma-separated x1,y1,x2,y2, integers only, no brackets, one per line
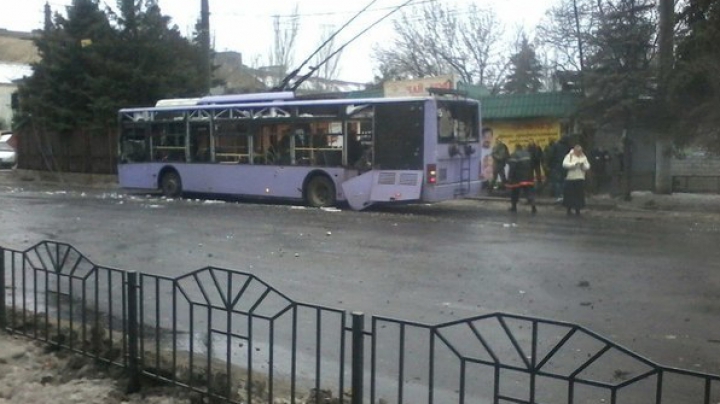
504,31,545,94
536,0,660,90
266,4,300,87
310,24,344,91
536,0,599,74
460,4,506,90
373,2,505,90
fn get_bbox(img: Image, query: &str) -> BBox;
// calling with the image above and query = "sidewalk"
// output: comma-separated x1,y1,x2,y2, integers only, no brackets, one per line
0,169,118,191
475,187,720,214
0,169,117,189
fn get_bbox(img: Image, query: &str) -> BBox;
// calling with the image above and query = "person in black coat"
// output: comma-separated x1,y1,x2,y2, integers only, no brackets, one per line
528,140,544,184
506,144,537,214
549,136,572,200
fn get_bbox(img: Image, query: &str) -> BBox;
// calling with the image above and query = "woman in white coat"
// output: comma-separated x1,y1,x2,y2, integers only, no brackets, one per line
562,145,591,215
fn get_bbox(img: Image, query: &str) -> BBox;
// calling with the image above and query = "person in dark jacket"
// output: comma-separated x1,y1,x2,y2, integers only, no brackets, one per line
506,144,537,214
528,139,544,184
491,137,510,189
549,136,572,200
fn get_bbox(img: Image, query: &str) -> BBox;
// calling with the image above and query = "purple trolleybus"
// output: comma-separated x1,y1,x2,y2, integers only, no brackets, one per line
117,91,482,210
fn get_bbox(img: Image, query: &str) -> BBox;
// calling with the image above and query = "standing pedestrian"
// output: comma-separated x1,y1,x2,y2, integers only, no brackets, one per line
543,140,555,194
550,136,572,201
562,145,591,216
507,144,537,214
590,147,612,192
528,139,544,184
491,137,509,189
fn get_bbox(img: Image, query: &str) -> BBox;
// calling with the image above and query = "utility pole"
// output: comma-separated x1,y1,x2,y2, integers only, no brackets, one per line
572,0,585,95
44,2,52,31
655,0,674,194
200,0,212,94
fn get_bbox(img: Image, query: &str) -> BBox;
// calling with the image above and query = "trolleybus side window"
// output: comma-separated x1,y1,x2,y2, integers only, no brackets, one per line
120,127,149,163
293,105,344,167
343,105,374,171
437,101,479,143
214,122,252,164
151,122,186,162
189,122,211,162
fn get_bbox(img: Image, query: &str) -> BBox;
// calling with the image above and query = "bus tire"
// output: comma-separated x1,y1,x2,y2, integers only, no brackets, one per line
160,170,183,198
304,175,336,207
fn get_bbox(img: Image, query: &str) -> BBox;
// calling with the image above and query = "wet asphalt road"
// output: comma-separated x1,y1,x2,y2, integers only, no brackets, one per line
1,178,719,381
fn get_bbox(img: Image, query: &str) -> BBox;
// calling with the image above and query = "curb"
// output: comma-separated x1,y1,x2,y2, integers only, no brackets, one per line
470,195,620,211
0,169,119,190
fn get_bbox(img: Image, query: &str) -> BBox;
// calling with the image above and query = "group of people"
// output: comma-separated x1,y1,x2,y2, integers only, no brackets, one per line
490,138,545,190
494,137,591,216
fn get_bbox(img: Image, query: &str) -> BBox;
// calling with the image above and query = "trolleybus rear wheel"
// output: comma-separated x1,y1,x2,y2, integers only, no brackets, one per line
305,175,336,207
160,171,183,198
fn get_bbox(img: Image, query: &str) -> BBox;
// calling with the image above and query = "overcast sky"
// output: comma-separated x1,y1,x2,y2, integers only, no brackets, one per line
2,0,556,83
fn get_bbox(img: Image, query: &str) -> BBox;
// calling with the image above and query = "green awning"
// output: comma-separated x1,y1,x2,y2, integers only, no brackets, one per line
479,92,581,120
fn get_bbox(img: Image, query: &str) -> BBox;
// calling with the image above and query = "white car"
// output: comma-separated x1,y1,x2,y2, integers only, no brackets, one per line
0,133,16,168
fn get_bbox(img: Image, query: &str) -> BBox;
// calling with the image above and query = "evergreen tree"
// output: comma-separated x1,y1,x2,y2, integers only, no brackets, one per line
17,0,116,132
16,0,207,134
109,1,206,107
580,0,656,127
503,36,544,94
669,0,720,150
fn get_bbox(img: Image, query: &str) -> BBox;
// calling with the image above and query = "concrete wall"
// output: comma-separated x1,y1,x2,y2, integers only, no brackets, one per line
596,130,720,194
672,154,720,175
593,128,657,192
671,153,720,193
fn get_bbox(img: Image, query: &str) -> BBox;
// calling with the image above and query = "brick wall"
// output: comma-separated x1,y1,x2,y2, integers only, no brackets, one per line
671,153,720,193
672,154,720,175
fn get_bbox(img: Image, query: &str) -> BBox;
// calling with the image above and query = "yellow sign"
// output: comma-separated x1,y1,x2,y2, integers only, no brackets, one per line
383,75,458,97
479,119,562,181
485,120,561,149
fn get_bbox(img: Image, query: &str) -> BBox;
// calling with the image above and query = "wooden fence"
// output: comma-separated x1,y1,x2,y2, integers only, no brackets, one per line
15,128,117,175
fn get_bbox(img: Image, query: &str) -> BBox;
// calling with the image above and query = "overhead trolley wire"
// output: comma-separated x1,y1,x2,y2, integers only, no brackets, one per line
284,0,419,91
216,0,437,20
272,0,381,91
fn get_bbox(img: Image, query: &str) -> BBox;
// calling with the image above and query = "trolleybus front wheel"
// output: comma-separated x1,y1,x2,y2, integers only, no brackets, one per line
305,175,336,207
160,171,183,198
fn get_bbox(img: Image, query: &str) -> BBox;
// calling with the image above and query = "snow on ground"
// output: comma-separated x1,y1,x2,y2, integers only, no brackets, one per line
0,333,189,404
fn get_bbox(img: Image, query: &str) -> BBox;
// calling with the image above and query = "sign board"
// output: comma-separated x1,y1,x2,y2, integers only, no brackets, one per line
479,119,562,182
484,120,561,150
383,75,458,97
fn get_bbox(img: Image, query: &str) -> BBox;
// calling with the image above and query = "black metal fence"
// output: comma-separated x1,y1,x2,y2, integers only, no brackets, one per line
2,240,719,404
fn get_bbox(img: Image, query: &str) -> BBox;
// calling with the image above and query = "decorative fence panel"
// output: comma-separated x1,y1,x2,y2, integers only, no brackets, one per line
1,242,128,367
1,241,719,404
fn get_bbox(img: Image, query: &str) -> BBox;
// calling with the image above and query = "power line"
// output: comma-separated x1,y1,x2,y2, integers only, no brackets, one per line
289,0,420,90
274,0,384,90
213,0,438,20
210,0,485,29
